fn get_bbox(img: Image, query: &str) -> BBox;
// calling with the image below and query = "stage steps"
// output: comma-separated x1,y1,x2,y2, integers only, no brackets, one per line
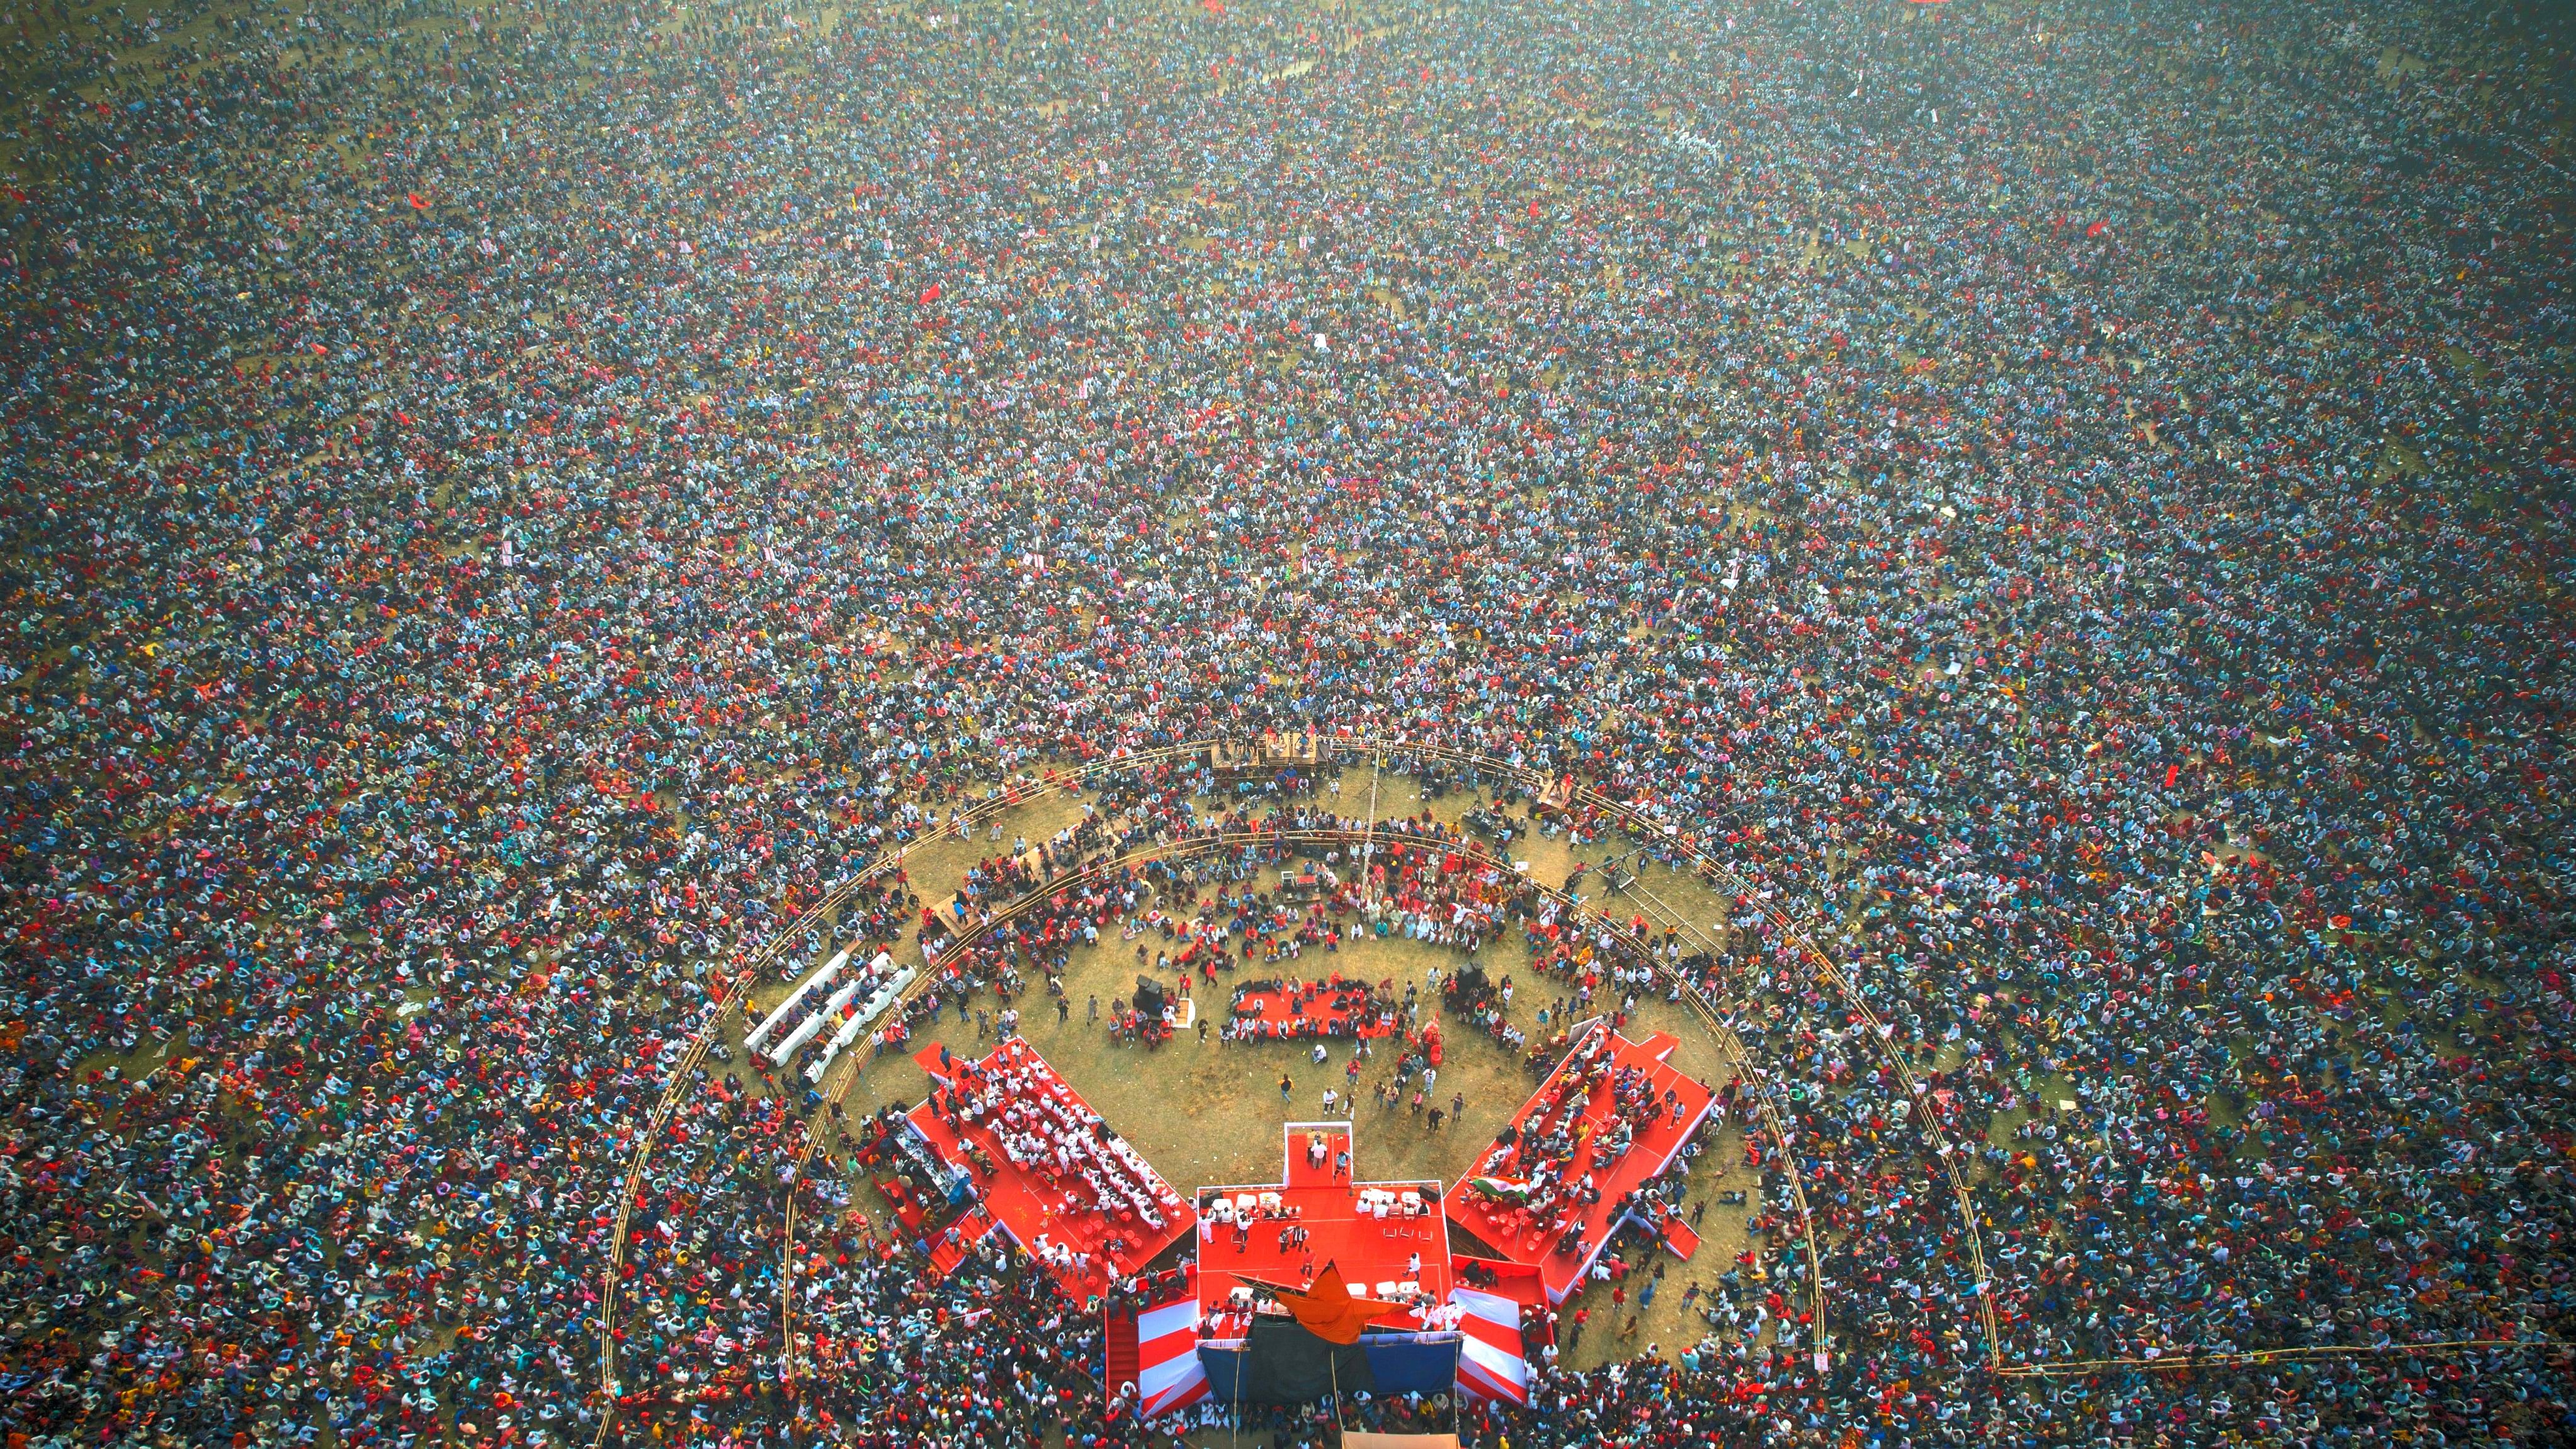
926,1206,999,1280
1102,1305,1142,1400
1661,1215,1701,1261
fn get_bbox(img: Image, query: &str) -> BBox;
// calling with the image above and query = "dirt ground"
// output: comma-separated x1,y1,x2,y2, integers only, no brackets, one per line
712,764,1767,1371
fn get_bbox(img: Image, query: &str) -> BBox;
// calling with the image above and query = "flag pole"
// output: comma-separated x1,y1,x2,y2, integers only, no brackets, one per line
1357,753,1383,909
1329,1350,1346,1435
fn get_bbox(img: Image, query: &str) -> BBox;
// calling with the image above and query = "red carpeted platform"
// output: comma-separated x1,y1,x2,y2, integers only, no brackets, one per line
1441,1021,1716,1305
1222,973,1398,1042
1193,1121,1451,1341
875,1176,929,1234
1661,1215,1702,1261
1449,1254,1550,1312
907,1038,1194,1304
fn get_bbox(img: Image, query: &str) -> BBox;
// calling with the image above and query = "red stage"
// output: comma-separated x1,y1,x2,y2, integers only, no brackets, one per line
1193,1121,1452,1340
1222,973,1398,1042
1450,1253,1550,1313
907,1039,1194,1304
1441,1022,1717,1304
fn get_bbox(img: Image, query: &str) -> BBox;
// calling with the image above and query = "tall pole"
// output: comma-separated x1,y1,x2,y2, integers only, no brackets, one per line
1357,753,1383,909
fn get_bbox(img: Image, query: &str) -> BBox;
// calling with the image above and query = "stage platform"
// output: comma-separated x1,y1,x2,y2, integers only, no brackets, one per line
907,1038,1194,1304
1440,1021,1716,1305
1193,1121,1452,1341
1222,974,1397,1042
1448,1254,1550,1313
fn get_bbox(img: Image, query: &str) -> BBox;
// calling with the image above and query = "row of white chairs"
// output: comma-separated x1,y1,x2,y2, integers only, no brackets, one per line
745,950,849,1055
1217,1279,1424,1306
807,964,918,1080
1204,1191,1285,1224
742,948,913,1077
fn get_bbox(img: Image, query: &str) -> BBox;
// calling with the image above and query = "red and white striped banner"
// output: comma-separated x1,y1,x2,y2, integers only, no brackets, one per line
1450,1287,1531,1404
1135,1292,1210,1418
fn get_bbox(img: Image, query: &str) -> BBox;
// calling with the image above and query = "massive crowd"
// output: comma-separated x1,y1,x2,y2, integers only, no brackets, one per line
1,0,2571,1442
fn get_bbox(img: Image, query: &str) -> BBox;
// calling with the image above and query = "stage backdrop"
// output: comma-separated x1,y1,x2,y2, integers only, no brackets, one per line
1199,1326,1461,1405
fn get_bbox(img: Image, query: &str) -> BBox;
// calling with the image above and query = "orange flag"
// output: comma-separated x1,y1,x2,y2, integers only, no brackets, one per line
1275,1263,1402,1345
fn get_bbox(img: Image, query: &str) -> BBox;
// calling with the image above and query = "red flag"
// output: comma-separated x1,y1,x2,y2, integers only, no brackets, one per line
1266,1263,1402,1344
407,193,429,210
2084,219,2108,237
918,283,941,305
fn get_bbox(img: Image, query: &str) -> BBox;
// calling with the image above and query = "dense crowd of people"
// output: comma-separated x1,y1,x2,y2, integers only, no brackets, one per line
2,0,2570,1442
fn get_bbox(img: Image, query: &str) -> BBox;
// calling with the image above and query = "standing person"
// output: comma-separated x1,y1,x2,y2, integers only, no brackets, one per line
1279,1073,1294,1105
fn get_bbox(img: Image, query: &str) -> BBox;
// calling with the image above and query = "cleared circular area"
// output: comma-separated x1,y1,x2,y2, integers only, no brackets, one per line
601,740,1995,1442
